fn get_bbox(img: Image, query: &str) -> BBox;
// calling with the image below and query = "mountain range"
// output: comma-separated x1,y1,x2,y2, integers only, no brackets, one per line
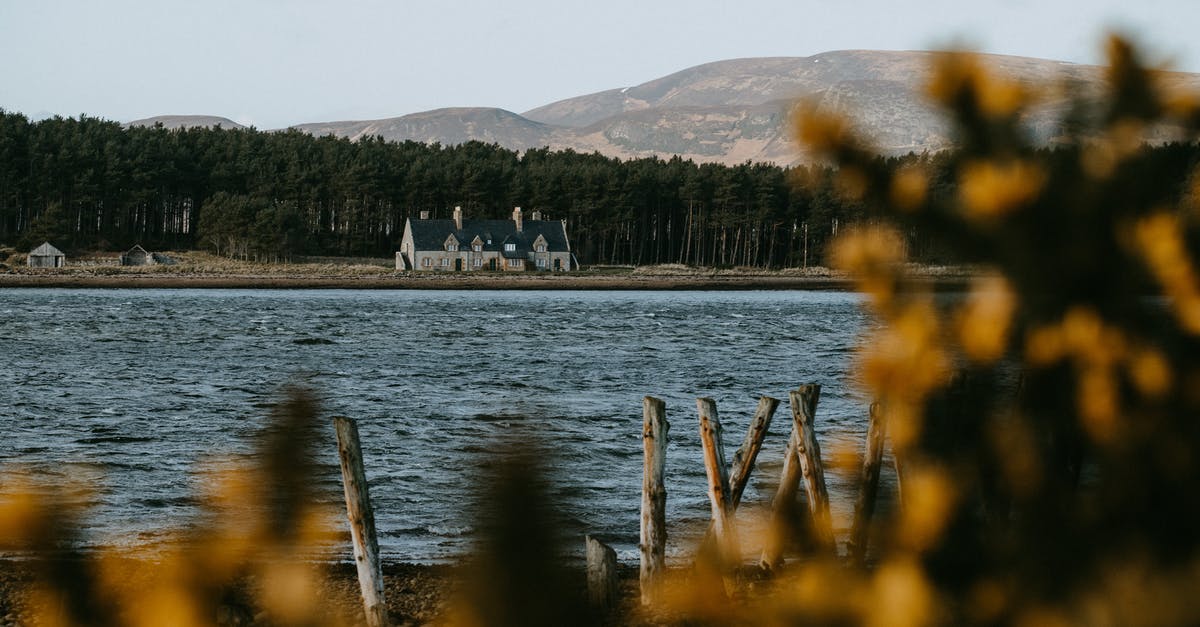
127,50,1200,165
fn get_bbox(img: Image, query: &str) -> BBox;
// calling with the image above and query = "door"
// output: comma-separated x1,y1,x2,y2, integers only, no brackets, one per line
455,258,462,271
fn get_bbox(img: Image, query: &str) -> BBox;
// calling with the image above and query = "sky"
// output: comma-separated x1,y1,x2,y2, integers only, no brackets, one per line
2,0,1199,130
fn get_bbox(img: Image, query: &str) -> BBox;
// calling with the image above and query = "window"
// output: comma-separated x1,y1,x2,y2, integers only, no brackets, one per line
504,243,516,252
536,244,546,253
440,258,450,267
473,244,481,252
446,243,458,252
473,258,482,268
536,258,547,268
508,258,522,268
422,257,432,267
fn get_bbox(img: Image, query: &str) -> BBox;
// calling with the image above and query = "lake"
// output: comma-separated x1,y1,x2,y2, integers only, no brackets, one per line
0,288,880,563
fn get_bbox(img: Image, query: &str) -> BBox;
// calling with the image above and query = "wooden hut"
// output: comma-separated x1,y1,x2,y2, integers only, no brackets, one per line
120,245,154,266
28,242,65,268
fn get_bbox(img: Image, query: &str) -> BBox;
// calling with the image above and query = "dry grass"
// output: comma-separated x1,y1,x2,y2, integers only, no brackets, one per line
4,251,394,278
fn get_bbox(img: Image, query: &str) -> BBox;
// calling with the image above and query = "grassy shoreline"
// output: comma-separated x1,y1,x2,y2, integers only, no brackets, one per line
0,251,974,290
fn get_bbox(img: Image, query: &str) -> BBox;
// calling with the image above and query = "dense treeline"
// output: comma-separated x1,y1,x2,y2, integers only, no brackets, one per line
2,110,1198,266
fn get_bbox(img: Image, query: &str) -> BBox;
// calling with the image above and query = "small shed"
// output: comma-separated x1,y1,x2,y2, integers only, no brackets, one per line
119,245,175,266
120,245,154,266
28,242,65,268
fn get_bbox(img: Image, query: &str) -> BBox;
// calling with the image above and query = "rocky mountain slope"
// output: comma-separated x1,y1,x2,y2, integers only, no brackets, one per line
130,50,1200,165
126,115,245,130
291,107,555,147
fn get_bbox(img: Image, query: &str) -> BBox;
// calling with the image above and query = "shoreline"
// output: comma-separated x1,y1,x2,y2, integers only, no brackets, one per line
0,557,655,626
0,272,971,291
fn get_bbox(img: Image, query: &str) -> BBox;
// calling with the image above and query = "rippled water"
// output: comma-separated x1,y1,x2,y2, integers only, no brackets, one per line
0,288,880,563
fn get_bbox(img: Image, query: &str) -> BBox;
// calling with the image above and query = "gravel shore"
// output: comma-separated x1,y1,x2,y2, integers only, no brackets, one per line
0,560,460,626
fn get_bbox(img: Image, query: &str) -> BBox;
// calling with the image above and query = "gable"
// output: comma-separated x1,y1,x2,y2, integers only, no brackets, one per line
31,242,64,257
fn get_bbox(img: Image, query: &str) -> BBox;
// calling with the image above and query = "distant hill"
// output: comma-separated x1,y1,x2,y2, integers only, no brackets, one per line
134,50,1200,164
126,115,245,130
290,107,555,150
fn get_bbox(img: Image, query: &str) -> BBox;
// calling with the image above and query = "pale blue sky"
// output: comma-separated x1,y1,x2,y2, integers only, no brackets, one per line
2,0,1198,129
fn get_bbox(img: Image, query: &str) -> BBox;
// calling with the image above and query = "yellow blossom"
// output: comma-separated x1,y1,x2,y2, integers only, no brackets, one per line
958,275,1017,363
897,466,959,553
959,159,1046,219
867,558,935,627
890,163,930,212
1128,347,1173,398
1135,212,1200,334
795,103,858,155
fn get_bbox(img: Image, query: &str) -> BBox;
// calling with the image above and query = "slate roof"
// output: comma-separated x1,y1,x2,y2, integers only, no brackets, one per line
30,242,64,257
407,218,570,254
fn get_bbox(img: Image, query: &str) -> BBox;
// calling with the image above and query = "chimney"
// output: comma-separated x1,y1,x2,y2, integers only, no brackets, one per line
531,210,542,221
512,206,523,232
453,206,463,230
419,210,430,220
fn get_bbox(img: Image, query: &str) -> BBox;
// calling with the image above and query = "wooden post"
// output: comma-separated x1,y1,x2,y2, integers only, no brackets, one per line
697,398,739,579
849,402,887,566
333,417,389,627
728,396,781,509
760,428,803,571
698,396,779,553
586,535,619,612
640,396,669,606
791,385,835,553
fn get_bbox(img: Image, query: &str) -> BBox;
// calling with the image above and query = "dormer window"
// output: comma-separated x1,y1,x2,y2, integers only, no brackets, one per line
446,243,458,252
504,243,516,252
473,244,482,252
536,244,546,253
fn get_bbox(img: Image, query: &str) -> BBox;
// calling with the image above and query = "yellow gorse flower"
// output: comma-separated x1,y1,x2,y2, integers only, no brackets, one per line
959,159,1046,219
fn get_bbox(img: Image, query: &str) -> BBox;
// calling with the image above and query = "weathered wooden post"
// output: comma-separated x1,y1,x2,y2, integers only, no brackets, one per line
791,385,835,553
760,385,833,570
586,535,619,612
333,417,389,627
698,396,779,553
697,397,739,589
760,429,802,571
849,402,887,566
728,396,781,509
640,396,669,606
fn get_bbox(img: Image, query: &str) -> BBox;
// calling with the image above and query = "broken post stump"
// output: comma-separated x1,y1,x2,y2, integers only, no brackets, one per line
333,416,389,627
849,402,887,566
640,396,669,606
586,535,619,612
697,397,739,589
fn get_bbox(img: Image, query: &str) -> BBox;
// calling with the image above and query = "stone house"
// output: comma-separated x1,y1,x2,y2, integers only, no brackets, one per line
28,242,65,268
120,245,154,266
396,207,572,272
